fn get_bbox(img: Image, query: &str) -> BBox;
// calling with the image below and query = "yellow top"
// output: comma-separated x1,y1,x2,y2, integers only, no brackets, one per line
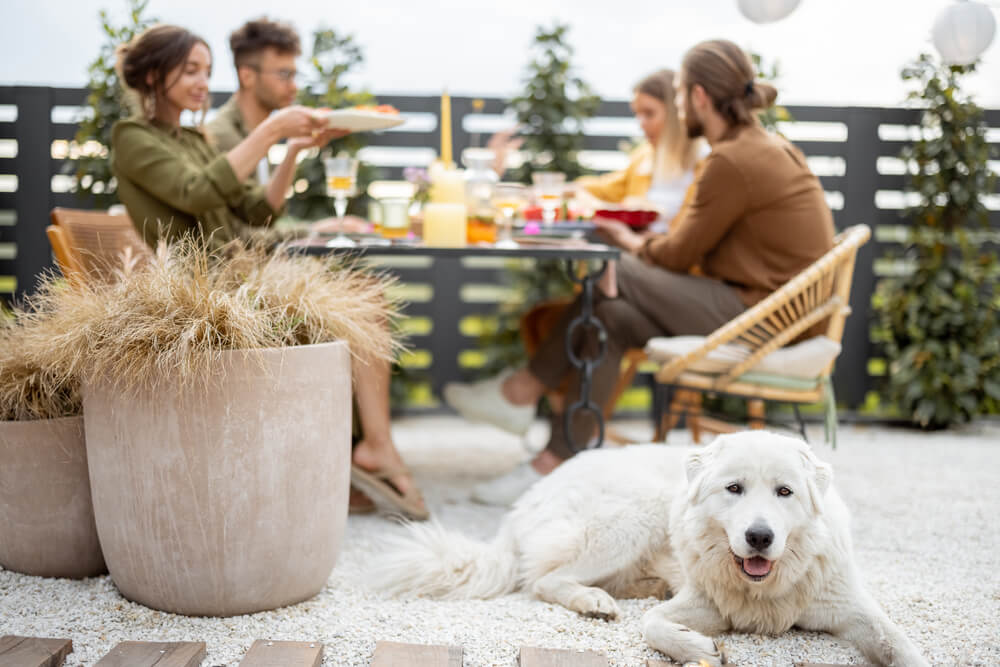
578,143,654,203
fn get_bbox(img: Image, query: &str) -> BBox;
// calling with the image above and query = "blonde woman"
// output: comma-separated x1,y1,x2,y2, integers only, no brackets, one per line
577,68,705,232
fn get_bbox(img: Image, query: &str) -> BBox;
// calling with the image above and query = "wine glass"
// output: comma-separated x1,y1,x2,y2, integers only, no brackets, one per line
492,182,526,248
531,172,566,229
323,156,359,248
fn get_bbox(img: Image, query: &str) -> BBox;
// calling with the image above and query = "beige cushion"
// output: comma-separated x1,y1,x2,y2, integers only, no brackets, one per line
645,335,841,380
644,336,750,374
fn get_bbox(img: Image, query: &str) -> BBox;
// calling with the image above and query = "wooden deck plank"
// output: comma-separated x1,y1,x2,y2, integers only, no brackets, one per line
93,641,205,667
370,641,462,667
519,646,608,667
0,636,73,667
238,640,323,667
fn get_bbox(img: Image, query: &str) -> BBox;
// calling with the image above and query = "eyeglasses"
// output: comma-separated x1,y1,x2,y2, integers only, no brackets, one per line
245,64,298,82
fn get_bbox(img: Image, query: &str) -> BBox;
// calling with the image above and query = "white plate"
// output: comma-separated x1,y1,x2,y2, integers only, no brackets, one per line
317,108,406,132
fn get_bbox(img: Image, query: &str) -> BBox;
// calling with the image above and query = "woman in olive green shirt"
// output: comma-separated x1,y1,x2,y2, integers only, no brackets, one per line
111,24,339,247
111,24,429,520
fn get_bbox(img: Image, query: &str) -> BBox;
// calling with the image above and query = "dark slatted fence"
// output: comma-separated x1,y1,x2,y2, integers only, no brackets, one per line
1,86,997,411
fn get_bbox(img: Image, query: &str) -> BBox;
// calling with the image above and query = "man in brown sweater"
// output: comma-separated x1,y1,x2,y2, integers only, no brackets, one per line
444,39,835,505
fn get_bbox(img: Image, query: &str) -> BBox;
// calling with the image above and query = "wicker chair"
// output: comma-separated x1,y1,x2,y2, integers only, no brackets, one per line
647,224,872,447
47,208,152,286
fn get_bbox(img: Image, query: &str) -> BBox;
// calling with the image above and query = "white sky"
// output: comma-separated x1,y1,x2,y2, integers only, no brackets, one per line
1,0,998,108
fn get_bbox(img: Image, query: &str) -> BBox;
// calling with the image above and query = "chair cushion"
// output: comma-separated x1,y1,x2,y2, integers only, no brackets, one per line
645,335,841,380
644,336,751,374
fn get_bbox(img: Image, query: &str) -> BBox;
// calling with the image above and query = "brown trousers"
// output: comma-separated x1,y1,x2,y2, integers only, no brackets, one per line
527,253,746,459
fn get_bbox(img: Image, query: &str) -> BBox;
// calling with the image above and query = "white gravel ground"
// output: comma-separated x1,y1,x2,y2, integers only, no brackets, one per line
2,417,999,666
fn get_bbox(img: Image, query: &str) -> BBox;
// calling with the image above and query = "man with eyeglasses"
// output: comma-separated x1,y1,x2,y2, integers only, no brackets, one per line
208,17,302,187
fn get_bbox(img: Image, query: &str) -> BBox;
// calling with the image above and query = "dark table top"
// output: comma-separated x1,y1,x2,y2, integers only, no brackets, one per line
290,237,621,261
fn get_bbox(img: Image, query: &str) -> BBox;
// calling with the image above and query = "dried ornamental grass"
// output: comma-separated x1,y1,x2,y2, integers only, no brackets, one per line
0,315,81,421
22,239,401,396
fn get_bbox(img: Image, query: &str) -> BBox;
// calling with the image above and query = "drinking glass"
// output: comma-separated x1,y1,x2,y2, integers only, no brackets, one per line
531,172,566,229
323,156,359,248
377,197,411,239
492,183,526,248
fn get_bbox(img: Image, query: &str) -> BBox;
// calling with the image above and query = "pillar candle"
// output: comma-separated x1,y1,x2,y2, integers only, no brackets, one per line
429,166,466,204
440,90,453,167
422,202,467,247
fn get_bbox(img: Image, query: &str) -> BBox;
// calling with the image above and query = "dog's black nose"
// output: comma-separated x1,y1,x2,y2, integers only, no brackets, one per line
745,523,774,551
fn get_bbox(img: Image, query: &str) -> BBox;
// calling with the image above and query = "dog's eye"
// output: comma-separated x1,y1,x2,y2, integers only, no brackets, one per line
726,483,743,494
777,486,793,497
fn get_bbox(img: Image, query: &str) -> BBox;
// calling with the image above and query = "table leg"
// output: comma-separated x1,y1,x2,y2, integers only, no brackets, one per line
562,259,609,453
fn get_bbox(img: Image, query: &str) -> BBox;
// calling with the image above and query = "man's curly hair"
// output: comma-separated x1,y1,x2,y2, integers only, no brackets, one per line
229,17,300,68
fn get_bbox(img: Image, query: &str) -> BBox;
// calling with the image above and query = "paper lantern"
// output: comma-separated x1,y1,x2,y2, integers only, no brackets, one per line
932,0,996,65
737,0,802,24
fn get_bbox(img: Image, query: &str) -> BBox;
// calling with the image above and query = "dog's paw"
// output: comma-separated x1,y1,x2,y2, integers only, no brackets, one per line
569,587,621,620
673,632,724,667
644,617,724,666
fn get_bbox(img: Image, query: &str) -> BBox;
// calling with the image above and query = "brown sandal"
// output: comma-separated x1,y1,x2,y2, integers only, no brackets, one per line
349,486,377,515
350,464,430,521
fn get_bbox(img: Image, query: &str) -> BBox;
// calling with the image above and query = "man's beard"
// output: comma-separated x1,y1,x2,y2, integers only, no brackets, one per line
257,89,289,112
684,96,704,139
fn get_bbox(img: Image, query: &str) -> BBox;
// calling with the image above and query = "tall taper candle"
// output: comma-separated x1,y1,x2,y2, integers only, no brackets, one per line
440,89,453,167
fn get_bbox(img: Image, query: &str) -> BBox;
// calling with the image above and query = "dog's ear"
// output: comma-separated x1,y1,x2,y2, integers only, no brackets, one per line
684,446,716,505
799,447,833,515
685,449,706,483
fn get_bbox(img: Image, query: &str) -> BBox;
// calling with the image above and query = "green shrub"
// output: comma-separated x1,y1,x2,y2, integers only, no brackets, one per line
872,53,999,429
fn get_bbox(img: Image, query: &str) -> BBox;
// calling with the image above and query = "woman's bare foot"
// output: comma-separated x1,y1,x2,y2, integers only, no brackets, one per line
501,368,547,405
531,448,564,475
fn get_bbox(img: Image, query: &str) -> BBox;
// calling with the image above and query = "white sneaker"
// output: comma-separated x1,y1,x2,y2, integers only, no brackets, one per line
442,370,536,436
471,462,544,506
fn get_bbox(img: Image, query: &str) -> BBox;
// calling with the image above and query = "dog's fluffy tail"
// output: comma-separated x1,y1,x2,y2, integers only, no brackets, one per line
371,520,520,599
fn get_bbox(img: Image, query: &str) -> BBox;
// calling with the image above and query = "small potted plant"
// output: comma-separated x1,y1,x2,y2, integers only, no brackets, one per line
31,240,398,615
0,313,106,578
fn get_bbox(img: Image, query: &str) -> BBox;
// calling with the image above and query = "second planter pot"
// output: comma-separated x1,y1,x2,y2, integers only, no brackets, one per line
0,415,106,578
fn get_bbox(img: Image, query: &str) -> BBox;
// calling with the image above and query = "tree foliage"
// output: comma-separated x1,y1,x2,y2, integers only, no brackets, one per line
748,50,793,132
67,0,156,208
507,23,600,183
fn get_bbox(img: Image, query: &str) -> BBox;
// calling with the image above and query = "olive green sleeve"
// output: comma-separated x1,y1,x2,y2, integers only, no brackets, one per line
234,182,284,227
206,119,243,154
112,122,248,215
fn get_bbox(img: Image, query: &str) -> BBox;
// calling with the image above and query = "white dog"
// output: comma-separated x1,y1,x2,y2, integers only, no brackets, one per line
374,432,928,666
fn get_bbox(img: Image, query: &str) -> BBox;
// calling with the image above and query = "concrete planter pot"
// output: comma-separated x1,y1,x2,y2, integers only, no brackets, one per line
0,415,107,578
82,341,352,616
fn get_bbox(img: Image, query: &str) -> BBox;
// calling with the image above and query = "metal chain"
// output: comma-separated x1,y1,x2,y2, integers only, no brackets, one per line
562,259,609,453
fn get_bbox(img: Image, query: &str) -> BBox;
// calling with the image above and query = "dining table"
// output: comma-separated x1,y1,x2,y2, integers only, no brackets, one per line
291,234,622,453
